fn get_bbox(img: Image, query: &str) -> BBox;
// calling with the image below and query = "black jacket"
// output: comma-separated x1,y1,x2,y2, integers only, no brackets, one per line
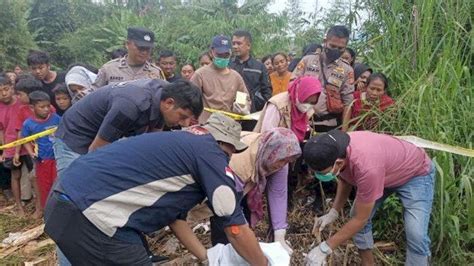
230,57,272,112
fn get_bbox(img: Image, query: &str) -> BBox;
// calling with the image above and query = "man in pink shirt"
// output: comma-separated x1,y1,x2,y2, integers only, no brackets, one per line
303,130,435,266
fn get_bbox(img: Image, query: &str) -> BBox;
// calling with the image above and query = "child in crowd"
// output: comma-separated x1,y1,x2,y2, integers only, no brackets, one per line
14,76,54,218
5,72,17,84
341,47,356,68
351,73,395,130
180,64,195,80
0,73,33,216
21,91,60,215
53,85,71,116
261,55,274,75
26,50,65,110
198,52,212,68
270,52,291,96
353,63,373,92
15,75,45,123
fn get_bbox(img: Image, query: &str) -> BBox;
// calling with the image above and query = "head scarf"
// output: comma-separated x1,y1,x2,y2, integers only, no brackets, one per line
288,76,322,142
65,66,97,103
247,128,301,227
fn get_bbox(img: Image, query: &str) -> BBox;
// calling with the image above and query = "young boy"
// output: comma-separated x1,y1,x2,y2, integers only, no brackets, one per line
15,75,45,123
21,91,60,214
52,85,71,116
26,50,65,110
0,73,33,216
14,76,55,218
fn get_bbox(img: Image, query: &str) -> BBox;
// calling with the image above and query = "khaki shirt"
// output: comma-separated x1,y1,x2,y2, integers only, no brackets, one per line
190,64,250,123
292,53,354,126
93,56,165,88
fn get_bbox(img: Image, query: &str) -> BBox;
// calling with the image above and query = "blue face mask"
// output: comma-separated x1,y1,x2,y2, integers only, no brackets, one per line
213,57,230,68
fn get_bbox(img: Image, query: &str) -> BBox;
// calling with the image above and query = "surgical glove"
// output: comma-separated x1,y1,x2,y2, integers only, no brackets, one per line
274,229,293,256
232,102,250,115
312,208,339,235
305,244,328,266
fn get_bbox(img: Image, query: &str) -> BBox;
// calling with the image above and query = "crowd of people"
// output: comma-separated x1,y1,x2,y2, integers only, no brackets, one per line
0,25,435,266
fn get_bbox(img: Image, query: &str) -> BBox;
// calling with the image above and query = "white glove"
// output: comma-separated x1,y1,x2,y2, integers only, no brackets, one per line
305,243,329,266
232,102,250,115
274,229,293,256
312,208,339,235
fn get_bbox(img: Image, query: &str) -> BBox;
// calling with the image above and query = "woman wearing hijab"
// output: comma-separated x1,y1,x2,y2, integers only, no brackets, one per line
254,75,322,140
65,66,97,104
209,128,301,256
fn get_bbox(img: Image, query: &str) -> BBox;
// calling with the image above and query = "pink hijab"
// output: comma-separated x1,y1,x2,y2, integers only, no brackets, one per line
288,76,322,141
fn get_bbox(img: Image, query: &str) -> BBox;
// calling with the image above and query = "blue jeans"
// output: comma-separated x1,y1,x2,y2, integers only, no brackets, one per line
52,138,81,266
351,162,435,266
53,138,81,178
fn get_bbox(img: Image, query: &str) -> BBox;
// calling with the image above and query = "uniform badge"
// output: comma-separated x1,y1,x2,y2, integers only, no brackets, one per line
225,166,235,181
144,35,151,41
335,67,344,73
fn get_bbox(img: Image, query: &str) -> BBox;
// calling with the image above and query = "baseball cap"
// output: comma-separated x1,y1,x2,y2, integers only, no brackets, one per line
203,113,248,153
211,35,232,54
303,129,350,171
127,27,155,48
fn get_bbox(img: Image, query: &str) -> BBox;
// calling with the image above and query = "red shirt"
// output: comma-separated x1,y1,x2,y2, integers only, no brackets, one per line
0,97,27,158
351,91,394,130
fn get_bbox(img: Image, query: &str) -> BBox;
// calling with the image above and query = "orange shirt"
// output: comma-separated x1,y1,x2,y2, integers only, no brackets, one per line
270,72,291,96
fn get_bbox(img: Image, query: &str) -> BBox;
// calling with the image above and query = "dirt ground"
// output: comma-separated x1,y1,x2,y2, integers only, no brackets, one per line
0,186,402,265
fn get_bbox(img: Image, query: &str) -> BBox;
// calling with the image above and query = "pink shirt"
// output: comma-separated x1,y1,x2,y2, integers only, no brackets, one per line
0,97,27,158
339,131,431,203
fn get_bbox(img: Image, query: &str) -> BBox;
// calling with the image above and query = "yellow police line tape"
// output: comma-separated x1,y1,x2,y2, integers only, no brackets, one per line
396,136,473,158
0,127,57,150
0,123,472,158
204,107,261,121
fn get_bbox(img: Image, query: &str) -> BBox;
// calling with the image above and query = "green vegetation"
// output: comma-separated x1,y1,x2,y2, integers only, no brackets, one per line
0,0,471,264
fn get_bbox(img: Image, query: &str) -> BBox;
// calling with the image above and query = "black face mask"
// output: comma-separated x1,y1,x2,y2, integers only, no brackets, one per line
324,47,343,63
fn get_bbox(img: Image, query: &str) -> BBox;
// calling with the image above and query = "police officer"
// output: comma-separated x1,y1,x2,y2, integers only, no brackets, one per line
292,25,354,132
93,27,165,88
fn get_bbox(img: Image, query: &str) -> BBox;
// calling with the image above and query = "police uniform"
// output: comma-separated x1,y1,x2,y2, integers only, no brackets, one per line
292,53,354,130
92,56,165,88
92,27,165,89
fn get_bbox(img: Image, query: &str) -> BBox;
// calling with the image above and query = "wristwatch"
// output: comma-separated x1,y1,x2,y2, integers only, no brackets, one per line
319,241,333,255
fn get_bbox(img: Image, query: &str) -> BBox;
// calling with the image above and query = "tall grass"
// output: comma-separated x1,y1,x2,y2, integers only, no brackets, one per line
363,0,473,263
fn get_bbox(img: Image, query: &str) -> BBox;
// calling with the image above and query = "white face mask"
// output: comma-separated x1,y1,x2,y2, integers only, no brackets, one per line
296,97,315,113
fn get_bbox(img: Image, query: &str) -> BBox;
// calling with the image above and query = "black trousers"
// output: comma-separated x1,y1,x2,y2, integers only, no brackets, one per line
44,192,152,266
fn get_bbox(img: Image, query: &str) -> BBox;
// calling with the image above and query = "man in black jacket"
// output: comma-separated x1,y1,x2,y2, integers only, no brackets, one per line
230,30,272,115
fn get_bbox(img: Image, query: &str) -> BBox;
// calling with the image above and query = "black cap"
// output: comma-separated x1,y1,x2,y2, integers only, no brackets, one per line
303,129,350,171
127,27,155,48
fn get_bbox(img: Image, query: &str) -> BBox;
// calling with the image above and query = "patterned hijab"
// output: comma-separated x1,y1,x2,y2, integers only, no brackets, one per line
247,128,301,227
